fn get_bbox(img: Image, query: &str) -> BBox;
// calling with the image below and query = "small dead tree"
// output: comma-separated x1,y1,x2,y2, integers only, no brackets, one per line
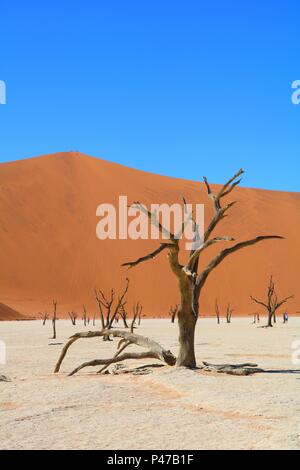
42,312,48,326
131,302,143,331
82,306,87,327
93,314,96,326
52,300,57,339
94,279,130,338
169,305,179,323
215,299,220,324
251,276,293,328
69,312,77,326
122,169,282,367
226,303,234,323
119,303,129,329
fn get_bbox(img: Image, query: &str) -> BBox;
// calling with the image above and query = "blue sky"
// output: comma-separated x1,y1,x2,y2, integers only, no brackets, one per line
0,0,299,191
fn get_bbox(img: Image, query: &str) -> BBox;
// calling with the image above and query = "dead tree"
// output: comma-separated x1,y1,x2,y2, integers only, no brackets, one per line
69,312,77,326
118,303,129,329
93,314,96,326
122,169,283,367
52,300,57,339
131,302,143,331
94,280,130,337
226,303,234,323
82,306,87,327
42,312,48,326
215,299,220,324
169,305,179,323
251,276,293,327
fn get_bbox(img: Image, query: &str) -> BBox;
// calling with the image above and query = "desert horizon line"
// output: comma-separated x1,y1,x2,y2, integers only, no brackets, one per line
0,150,298,195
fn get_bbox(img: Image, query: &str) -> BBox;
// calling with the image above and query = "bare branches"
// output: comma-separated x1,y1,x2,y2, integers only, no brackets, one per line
250,276,293,327
94,279,130,335
122,243,174,269
195,236,284,294
54,328,176,375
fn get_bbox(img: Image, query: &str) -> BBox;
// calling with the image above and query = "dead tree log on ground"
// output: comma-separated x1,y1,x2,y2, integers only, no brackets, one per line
202,361,264,376
54,329,176,375
122,169,283,367
52,300,57,339
251,276,293,327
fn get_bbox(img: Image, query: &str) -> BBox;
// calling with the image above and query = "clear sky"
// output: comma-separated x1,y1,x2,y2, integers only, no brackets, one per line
0,1,299,191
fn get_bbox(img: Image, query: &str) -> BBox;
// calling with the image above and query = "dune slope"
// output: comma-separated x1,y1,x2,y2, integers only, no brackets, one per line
0,152,299,319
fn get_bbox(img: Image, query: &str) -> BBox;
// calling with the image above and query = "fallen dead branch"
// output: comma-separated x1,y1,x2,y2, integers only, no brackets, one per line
202,361,264,376
54,329,176,375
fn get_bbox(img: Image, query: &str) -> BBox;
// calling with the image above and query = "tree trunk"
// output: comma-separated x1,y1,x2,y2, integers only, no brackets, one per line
267,310,273,327
176,280,197,368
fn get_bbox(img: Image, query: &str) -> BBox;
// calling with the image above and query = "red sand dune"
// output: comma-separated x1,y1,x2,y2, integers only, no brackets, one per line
0,302,24,321
0,152,299,320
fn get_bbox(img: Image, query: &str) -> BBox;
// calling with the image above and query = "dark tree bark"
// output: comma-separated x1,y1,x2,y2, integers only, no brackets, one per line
215,299,220,324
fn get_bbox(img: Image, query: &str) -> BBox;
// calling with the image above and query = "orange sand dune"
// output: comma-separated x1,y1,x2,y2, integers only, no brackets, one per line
0,152,299,320
0,302,24,321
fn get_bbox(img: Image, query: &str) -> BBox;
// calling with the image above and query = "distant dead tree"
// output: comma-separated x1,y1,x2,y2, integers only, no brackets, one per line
94,279,130,338
118,303,129,329
215,299,220,324
226,303,234,323
42,312,48,326
253,313,260,324
82,306,87,326
69,312,77,326
131,302,143,331
169,305,179,323
93,314,96,326
251,276,293,328
52,300,58,339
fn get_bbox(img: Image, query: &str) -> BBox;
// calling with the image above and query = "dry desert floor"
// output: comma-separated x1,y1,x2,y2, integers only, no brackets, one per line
0,318,299,450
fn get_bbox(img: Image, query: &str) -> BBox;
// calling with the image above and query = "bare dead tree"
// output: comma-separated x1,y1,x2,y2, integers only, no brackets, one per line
251,276,293,328
52,300,57,339
42,312,48,326
215,299,220,324
93,314,96,326
169,305,179,323
69,312,77,326
131,302,143,331
82,306,87,327
94,279,130,338
122,169,283,367
226,303,234,323
118,302,129,329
